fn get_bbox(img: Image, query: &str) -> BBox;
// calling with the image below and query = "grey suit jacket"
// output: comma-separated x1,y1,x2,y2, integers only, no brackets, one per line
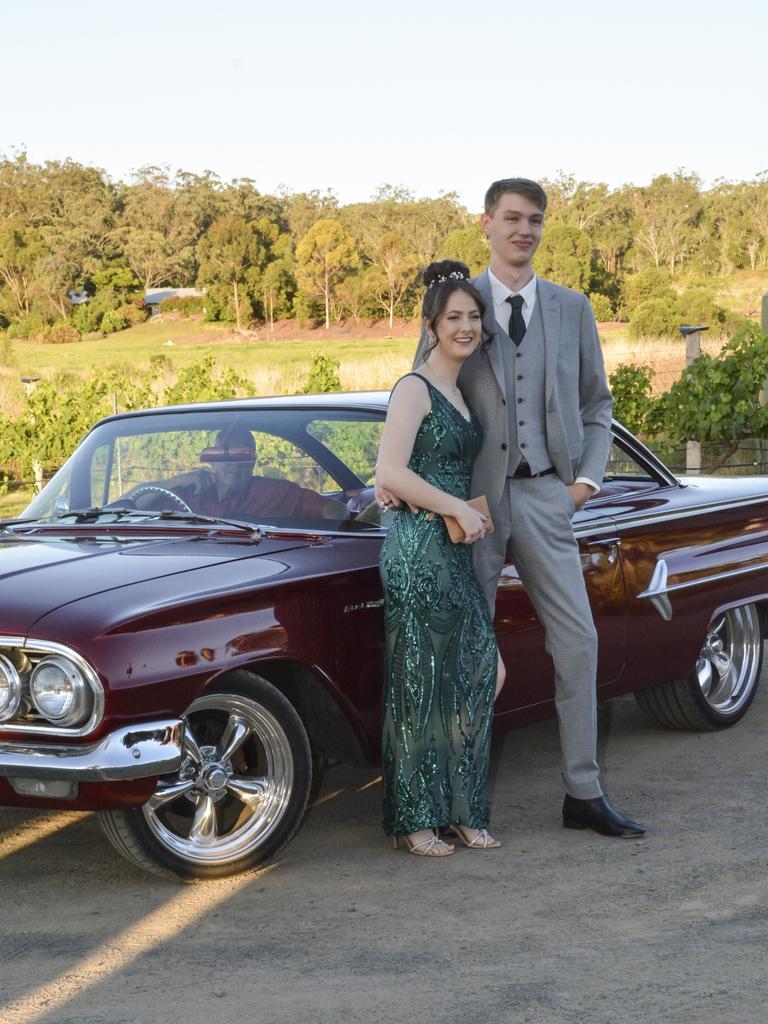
413,271,613,511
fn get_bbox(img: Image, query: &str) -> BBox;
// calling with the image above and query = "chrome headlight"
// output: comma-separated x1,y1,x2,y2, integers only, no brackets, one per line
30,655,93,727
0,653,22,722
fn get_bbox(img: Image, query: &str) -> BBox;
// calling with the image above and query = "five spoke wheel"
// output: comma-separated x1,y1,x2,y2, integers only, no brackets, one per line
635,603,763,730
98,673,312,878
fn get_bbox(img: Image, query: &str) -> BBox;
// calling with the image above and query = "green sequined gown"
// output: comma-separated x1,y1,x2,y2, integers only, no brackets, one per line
380,374,498,837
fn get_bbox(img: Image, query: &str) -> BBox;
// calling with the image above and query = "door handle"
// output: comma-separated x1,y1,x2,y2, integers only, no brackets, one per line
583,537,621,564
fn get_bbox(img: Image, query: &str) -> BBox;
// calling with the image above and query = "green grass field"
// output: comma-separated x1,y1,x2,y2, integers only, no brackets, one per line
8,318,417,385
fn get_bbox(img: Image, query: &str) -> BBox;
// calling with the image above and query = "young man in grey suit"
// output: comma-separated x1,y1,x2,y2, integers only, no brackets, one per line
388,177,645,837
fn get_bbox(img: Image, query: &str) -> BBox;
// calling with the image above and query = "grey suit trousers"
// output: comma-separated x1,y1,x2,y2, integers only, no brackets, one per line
474,473,602,800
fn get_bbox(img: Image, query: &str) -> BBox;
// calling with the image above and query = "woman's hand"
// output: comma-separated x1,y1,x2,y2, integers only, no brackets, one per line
455,503,490,544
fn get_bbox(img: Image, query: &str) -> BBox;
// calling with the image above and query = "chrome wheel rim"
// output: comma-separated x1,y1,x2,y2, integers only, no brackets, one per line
143,693,294,865
695,605,762,716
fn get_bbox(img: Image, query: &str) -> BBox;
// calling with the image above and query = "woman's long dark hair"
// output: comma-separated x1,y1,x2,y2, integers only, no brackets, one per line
421,260,493,358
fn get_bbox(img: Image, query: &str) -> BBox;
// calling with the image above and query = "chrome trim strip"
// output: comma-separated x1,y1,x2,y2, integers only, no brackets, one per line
0,718,183,782
638,557,768,602
0,636,105,738
599,491,768,535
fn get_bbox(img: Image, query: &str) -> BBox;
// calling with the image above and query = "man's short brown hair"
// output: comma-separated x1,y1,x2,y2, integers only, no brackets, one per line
484,178,548,215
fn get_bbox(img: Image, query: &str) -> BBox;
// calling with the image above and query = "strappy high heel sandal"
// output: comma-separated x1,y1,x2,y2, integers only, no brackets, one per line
392,830,454,856
451,825,502,849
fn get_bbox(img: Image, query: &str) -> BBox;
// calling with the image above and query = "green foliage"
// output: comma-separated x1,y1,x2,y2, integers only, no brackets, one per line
70,302,100,334
201,284,235,323
7,313,46,339
90,265,141,295
534,224,591,291
437,226,489,276
36,321,81,345
301,352,342,394
334,270,376,325
159,295,205,315
588,293,614,322
0,361,169,484
293,289,323,328
162,355,251,405
650,325,768,443
117,294,150,327
296,219,360,329
609,363,656,435
629,297,680,338
622,267,675,310
675,287,726,330
100,309,126,335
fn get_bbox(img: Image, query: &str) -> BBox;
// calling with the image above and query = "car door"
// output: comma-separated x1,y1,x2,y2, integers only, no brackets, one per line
492,502,627,718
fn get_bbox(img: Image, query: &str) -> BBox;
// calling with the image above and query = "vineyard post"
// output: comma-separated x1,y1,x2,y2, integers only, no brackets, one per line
679,326,708,475
21,377,44,492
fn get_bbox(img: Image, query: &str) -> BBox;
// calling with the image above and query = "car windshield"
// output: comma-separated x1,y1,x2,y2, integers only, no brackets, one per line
20,406,387,533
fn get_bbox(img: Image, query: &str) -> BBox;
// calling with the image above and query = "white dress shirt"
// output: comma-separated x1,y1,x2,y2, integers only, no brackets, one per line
486,268,600,496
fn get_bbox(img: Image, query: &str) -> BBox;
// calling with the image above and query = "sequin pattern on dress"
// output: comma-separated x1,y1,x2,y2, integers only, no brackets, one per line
379,374,498,836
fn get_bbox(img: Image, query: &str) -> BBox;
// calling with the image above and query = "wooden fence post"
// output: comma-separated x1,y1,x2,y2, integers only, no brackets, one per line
679,325,708,475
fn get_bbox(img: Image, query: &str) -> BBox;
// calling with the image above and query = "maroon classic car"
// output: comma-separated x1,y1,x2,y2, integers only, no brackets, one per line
0,393,766,878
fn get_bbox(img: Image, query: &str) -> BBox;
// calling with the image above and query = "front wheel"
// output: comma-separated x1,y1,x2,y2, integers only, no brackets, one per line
634,603,763,730
98,672,312,879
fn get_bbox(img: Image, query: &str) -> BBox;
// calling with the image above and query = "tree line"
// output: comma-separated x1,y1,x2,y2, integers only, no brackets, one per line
1,155,766,340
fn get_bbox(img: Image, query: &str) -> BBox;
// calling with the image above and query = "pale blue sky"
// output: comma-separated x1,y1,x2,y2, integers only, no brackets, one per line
2,0,765,209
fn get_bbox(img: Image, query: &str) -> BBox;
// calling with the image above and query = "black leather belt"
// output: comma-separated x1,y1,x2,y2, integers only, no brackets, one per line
510,462,557,479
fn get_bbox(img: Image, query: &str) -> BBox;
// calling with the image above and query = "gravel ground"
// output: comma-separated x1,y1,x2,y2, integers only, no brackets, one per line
1,666,768,1024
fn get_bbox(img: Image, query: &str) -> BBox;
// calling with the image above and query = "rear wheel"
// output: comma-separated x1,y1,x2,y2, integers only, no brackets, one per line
98,672,311,879
634,604,763,730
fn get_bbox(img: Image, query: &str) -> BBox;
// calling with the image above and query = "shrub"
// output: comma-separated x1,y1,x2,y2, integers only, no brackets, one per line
588,293,613,322
100,309,126,335
159,295,205,315
629,297,680,338
7,313,47,339
35,322,81,345
675,287,726,332
623,268,676,310
649,324,768,443
117,295,149,326
609,363,656,435
70,303,101,335
302,352,341,393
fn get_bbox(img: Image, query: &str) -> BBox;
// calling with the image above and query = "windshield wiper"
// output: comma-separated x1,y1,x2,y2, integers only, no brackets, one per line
13,507,263,541
135,508,263,539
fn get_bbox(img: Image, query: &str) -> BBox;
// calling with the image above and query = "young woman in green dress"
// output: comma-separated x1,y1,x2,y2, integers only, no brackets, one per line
376,261,505,857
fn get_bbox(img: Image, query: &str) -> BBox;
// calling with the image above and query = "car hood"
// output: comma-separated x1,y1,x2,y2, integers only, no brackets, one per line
0,531,313,638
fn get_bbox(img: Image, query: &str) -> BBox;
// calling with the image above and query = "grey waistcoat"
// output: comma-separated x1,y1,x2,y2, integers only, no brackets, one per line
499,294,551,475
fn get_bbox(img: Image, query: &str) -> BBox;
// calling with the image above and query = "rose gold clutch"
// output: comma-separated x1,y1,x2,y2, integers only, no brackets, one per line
440,495,494,543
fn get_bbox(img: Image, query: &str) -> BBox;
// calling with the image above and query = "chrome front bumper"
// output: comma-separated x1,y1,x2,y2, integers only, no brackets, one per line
0,718,184,782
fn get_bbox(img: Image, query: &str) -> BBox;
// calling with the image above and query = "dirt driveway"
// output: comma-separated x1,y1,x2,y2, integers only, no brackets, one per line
1,670,768,1024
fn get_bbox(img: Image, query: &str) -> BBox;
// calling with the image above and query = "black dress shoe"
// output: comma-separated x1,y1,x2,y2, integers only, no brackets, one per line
562,795,646,837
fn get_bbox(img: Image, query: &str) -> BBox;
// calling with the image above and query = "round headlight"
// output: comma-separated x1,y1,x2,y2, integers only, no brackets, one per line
30,655,92,726
0,653,22,722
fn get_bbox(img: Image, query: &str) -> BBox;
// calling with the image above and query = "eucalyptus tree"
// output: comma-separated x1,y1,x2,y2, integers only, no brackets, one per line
197,215,276,330
295,219,359,329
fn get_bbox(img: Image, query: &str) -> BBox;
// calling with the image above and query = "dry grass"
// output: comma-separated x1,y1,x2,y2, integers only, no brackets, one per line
601,330,729,394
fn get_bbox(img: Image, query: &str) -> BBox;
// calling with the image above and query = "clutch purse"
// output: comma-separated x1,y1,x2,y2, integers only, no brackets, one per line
440,495,494,543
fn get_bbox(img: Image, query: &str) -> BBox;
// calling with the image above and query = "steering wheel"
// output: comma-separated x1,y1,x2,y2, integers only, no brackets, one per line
130,485,194,514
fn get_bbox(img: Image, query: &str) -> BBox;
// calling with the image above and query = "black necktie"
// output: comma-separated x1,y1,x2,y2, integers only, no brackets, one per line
506,294,526,347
